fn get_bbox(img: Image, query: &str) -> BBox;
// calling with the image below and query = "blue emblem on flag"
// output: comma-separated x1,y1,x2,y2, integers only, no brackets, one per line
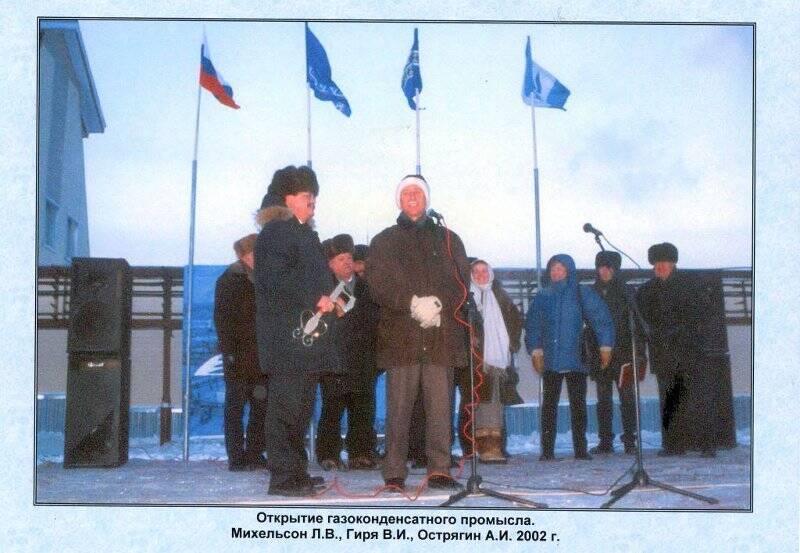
305,23,352,117
522,37,570,110
402,28,423,110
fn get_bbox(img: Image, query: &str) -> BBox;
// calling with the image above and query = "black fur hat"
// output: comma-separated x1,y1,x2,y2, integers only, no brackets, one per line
260,191,283,209
353,244,369,262
648,242,678,264
595,251,622,271
322,234,354,260
267,165,319,202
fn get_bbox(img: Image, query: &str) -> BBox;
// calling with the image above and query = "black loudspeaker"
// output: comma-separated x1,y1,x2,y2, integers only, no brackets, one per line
64,258,132,467
63,355,130,467
68,258,132,355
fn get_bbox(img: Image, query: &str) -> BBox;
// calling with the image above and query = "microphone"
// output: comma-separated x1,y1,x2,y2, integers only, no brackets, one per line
583,223,603,237
428,209,444,222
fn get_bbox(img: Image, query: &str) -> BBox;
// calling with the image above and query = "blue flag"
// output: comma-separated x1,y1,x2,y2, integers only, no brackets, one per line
522,37,570,110
401,28,422,109
305,23,351,117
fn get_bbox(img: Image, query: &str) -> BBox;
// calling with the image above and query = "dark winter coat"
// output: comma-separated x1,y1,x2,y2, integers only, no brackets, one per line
524,254,615,374
254,206,340,375
473,280,524,403
366,214,470,369
327,274,381,393
213,260,263,382
635,270,712,376
585,276,646,380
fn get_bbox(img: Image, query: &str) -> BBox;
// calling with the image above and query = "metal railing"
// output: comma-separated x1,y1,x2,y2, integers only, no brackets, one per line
494,268,751,325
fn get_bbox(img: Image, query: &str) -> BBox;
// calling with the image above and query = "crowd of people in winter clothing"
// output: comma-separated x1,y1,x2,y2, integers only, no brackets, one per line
212,164,722,497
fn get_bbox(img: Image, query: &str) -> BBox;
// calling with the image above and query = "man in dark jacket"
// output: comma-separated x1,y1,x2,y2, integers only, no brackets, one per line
315,234,381,471
587,251,643,455
366,175,469,492
636,242,716,458
254,165,338,496
214,233,268,471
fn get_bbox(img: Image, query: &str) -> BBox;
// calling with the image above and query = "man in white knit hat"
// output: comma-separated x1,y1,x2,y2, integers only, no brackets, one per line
366,174,469,492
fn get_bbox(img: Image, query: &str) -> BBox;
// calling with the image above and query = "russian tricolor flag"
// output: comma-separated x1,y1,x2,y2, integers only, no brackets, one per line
199,38,240,109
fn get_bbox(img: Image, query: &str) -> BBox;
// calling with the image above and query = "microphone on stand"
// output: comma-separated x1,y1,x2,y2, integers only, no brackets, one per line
583,223,603,237
583,223,605,251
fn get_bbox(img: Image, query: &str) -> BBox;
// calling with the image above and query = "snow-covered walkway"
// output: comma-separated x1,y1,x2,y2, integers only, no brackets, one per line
36,431,750,510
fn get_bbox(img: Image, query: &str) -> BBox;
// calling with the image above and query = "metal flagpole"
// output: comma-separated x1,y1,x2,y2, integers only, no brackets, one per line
304,24,317,462
528,35,544,415
415,89,421,174
530,104,542,291
307,86,313,168
183,57,203,463
306,24,313,169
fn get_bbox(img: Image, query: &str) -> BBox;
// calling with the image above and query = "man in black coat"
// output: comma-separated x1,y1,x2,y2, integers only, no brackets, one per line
214,233,268,471
254,165,338,496
315,235,381,471
636,242,716,458
587,251,642,455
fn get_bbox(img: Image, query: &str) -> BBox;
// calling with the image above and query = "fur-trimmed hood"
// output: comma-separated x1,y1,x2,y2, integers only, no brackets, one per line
254,205,294,229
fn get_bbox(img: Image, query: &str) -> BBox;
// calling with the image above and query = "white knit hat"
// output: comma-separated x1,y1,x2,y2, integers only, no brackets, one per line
395,175,430,209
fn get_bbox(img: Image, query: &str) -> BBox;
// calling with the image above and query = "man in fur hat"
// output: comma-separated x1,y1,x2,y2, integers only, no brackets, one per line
253,165,339,496
636,242,716,458
214,233,268,471
315,234,381,471
366,174,469,492
587,251,643,455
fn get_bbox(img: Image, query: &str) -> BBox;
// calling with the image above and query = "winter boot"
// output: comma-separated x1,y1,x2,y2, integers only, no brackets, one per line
476,428,508,464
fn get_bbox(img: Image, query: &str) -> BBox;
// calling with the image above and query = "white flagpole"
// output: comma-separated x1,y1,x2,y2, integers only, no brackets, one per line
531,99,546,414
305,24,313,169
183,49,203,463
530,101,542,291
528,36,544,416
415,89,421,174
307,86,313,168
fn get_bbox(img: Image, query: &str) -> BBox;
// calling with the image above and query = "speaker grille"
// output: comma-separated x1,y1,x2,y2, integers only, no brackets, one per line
67,258,131,355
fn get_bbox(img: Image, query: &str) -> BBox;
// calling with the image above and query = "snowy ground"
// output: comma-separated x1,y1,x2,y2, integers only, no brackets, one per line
36,430,750,510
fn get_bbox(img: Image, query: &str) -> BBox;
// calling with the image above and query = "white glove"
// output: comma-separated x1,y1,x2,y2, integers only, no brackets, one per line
410,295,422,318
420,312,441,329
411,295,442,328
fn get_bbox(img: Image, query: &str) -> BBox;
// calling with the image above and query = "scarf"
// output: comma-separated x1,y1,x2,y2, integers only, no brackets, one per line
470,265,510,369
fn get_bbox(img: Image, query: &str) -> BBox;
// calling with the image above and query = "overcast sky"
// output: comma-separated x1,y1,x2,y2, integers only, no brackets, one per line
78,20,753,269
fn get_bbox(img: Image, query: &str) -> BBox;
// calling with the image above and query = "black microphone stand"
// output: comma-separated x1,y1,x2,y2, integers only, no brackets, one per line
590,243,718,508
441,292,547,508
601,294,717,507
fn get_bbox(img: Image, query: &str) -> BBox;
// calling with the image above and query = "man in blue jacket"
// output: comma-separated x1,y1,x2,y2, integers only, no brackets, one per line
525,254,614,461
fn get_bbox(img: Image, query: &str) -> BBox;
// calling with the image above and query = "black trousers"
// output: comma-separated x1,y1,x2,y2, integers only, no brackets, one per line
264,371,318,487
656,361,716,452
223,378,267,465
541,371,588,456
316,373,379,461
594,372,637,447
